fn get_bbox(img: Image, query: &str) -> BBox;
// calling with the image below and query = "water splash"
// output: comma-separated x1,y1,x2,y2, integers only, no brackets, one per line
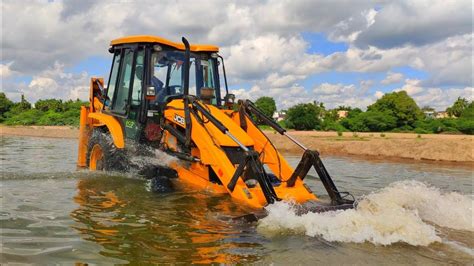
129,148,178,169
258,180,473,246
123,140,179,172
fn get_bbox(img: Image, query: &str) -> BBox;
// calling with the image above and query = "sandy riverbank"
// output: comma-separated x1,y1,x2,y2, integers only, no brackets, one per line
1,125,473,163
265,130,473,163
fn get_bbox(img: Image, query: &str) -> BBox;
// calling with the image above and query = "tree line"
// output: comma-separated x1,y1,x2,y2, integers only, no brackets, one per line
0,93,87,126
254,92,474,135
1,91,473,134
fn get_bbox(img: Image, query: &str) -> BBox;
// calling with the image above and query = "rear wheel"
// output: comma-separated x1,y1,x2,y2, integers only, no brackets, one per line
87,129,127,171
89,143,105,170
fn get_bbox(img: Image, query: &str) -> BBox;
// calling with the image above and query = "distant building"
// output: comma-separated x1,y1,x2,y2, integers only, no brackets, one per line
272,111,286,122
337,110,349,119
424,111,435,119
435,111,450,119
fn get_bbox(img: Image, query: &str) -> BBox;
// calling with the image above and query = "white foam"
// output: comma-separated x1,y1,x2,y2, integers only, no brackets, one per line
258,180,474,246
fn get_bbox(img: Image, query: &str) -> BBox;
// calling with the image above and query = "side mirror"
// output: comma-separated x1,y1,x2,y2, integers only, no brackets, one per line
145,85,156,100
223,93,236,109
224,93,235,103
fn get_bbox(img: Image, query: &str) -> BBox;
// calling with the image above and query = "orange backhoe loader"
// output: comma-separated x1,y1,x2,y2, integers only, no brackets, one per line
77,35,354,216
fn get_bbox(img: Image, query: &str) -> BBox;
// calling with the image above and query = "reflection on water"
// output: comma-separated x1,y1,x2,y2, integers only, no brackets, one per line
1,136,473,264
70,176,262,264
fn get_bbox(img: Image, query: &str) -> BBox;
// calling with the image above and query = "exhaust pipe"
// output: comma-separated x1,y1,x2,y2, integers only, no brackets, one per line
182,37,190,95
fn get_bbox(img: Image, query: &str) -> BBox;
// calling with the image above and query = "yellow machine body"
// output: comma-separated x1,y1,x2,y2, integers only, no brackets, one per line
77,35,352,211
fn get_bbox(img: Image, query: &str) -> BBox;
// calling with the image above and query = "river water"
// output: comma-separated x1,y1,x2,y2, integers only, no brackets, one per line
1,136,473,264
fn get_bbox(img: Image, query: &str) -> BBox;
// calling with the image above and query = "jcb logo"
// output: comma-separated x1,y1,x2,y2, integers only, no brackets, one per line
174,114,185,125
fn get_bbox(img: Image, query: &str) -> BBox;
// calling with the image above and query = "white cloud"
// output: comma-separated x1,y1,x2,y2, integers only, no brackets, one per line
232,84,312,110
354,1,472,49
374,90,384,98
394,79,424,95
381,71,404,85
360,79,374,93
0,62,17,78
318,34,472,87
1,0,472,110
412,87,474,111
393,79,474,110
313,83,374,109
265,73,304,88
22,62,89,102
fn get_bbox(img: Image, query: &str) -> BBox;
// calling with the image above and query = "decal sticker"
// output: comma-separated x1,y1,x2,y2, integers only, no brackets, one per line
174,114,185,125
125,120,135,129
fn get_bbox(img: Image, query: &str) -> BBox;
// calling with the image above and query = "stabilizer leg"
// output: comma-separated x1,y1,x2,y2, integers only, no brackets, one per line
287,150,354,205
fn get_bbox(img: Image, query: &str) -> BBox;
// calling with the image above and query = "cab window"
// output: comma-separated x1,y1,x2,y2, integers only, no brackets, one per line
112,49,134,113
131,49,145,107
106,51,121,105
150,51,196,103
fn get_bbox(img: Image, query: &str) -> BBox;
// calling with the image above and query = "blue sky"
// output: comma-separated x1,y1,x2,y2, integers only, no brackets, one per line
1,0,472,110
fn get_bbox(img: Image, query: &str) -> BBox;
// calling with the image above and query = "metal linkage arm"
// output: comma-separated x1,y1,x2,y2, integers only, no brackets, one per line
240,100,307,150
227,151,279,204
241,100,286,134
287,150,353,205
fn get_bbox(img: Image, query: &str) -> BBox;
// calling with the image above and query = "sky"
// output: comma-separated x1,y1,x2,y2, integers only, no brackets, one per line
1,0,473,111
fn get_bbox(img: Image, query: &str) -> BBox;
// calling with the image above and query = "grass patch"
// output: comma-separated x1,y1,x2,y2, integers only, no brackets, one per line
326,136,370,141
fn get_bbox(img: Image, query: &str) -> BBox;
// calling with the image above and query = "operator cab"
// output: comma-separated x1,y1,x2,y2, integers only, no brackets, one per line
104,35,230,113
103,35,232,141
149,48,221,106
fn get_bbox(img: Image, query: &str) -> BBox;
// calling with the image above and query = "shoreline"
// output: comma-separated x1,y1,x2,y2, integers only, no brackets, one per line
1,125,473,164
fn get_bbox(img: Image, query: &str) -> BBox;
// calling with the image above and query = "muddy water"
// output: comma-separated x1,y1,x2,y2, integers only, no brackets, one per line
1,136,473,264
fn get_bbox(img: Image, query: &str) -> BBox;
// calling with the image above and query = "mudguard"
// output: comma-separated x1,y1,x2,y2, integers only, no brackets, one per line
88,112,125,148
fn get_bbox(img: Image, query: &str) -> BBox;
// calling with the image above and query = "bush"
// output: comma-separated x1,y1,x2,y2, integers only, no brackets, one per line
35,99,64,112
322,120,347,132
4,109,43,125
0,93,14,117
285,103,323,130
456,119,474,134
0,94,86,126
340,110,397,132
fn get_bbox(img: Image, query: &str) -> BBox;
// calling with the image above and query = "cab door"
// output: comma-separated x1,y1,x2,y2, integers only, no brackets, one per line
106,46,145,141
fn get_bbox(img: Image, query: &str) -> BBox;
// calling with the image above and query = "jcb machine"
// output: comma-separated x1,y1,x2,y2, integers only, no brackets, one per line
77,35,354,214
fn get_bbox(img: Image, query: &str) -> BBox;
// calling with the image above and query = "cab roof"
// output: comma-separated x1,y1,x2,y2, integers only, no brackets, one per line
110,35,219,52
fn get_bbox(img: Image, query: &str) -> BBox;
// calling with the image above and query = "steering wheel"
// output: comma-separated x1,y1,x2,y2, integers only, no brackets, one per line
166,85,182,95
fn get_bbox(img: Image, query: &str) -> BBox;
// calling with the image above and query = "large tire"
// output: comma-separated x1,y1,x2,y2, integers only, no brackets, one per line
86,129,128,171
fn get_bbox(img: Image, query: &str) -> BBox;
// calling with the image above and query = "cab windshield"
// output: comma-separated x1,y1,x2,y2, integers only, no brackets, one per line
150,50,220,105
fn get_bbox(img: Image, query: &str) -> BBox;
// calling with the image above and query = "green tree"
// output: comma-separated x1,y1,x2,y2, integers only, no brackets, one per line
0,93,14,118
421,106,435,112
255,96,277,118
460,101,474,119
35,99,64,112
367,91,423,128
340,111,397,132
446,97,469,117
347,108,362,118
11,94,32,112
336,105,352,111
323,109,339,122
455,101,474,134
285,103,323,130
